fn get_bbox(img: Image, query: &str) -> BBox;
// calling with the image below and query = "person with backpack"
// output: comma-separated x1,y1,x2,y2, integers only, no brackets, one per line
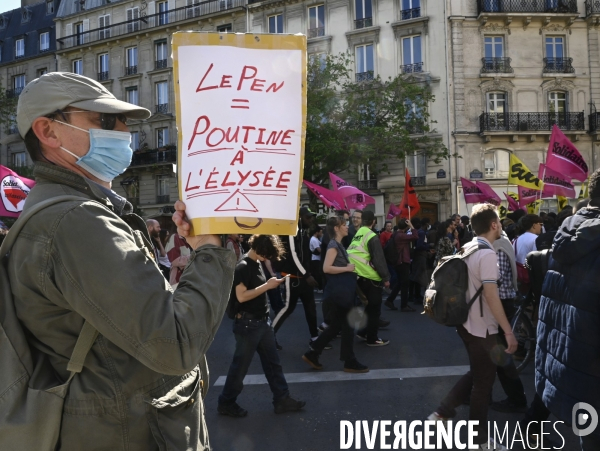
384,218,418,312
428,203,517,451
433,219,457,266
513,214,543,293
218,235,305,417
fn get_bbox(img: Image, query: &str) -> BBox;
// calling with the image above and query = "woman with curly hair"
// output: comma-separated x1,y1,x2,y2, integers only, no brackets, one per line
434,219,457,266
218,235,305,417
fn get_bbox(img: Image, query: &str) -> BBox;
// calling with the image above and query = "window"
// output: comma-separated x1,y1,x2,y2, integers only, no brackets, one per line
99,15,110,39
157,174,170,203
131,131,140,151
126,7,140,33
157,128,170,147
401,0,420,20
156,82,169,113
358,163,376,188
548,91,567,113
155,41,167,69
406,152,426,178
126,86,139,105
98,53,109,81
405,100,424,133
126,47,138,75
546,36,564,59
37,68,48,77
12,152,27,168
220,0,233,10
484,36,503,58
40,32,50,52
486,92,507,130
545,36,567,72
217,24,232,32
15,38,25,58
46,0,54,14
75,22,84,46
186,0,200,18
21,9,31,23
158,1,168,25
308,5,325,38
73,59,83,75
355,44,374,81
402,36,422,73
268,14,283,33
13,74,26,95
484,150,510,179
355,0,372,28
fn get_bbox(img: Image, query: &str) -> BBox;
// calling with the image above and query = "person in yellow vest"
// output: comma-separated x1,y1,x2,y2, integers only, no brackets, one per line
347,210,391,346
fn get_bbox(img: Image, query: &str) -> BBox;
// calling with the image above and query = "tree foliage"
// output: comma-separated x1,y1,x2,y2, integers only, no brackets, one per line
0,87,18,134
304,52,449,186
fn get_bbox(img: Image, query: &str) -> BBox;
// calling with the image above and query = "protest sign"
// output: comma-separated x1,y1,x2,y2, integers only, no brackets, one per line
173,32,307,235
0,165,35,218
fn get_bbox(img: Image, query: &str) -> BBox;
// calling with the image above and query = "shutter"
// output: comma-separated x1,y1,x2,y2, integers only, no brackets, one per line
82,19,89,43
168,0,174,13
65,23,72,47
186,0,194,18
104,15,110,38
147,2,155,27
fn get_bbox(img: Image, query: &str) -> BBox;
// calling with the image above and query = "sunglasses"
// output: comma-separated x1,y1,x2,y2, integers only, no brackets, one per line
55,109,128,130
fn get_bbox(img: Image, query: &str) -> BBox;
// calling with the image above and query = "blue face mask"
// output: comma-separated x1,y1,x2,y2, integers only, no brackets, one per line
57,121,133,182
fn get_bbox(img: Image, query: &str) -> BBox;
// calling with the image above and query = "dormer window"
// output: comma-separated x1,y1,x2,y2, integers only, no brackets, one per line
0,16,5,29
21,8,31,23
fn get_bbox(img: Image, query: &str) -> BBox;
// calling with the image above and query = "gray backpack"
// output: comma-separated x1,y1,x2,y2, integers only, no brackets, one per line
0,196,98,451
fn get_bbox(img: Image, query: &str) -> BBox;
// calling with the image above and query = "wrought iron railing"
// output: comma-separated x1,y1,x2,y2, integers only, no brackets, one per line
401,62,424,73
130,148,177,166
590,112,600,132
155,104,169,114
412,176,426,186
97,71,109,81
6,87,24,98
358,180,377,189
308,27,325,38
356,71,374,82
354,17,373,29
478,0,578,13
56,0,245,49
481,57,514,73
156,195,170,203
480,112,585,132
401,7,421,20
543,57,575,73
407,122,426,134
125,65,138,76
155,59,168,70
586,0,600,15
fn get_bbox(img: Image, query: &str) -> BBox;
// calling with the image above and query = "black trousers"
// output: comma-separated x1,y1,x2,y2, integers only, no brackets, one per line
310,303,356,362
385,263,411,308
272,277,318,338
497,298,527,405
357,277,383,342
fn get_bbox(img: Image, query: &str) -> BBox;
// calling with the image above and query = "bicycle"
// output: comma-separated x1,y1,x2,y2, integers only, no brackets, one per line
511,293,537,373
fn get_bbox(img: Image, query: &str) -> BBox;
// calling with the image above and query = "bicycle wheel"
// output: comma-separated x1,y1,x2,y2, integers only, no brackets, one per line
511,312,536,373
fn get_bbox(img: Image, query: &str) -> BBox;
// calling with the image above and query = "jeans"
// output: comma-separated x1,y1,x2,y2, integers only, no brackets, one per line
386,263,411,308
272,277,319,338
310,303,356,362
219,317,289,405
357,277,383,342
436,326,508,445
387,264,398,287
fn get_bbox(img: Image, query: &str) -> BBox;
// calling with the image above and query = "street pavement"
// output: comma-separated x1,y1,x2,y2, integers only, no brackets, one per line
204,293,580,451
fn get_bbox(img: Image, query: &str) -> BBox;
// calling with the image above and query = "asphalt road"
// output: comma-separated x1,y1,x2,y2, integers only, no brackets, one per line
203,293,581,451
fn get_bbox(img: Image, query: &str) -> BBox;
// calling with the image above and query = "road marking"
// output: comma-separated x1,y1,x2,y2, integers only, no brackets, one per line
213,365,469,386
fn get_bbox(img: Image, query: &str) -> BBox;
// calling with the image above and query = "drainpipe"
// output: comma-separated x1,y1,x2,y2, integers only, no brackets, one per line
443,0,454,215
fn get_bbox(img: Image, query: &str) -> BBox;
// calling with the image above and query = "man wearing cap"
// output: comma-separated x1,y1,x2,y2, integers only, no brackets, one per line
272,206,320,347
7,72,235,449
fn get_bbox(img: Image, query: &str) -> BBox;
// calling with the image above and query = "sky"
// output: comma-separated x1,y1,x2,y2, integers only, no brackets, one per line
2,0,23,14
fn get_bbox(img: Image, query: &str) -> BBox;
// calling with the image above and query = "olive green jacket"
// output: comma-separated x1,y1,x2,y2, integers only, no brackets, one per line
8,162,236,451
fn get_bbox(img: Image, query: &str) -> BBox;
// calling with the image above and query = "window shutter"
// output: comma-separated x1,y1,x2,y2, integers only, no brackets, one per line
82,19,89,43
147,2,155,26
65,23,72,47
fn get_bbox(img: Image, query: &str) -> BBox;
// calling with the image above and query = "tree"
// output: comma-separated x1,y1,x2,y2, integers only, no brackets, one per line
304,52,450,187
0,86,18,135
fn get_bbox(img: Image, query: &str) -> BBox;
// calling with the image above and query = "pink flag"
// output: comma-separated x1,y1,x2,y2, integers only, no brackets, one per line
328,173,375,208
518,185,540,208
303,180,345,210
539,164,576,198
0,165,35,218
460,177,485,204
546,125,589,182
475,181,502,205
504,192,520,212
386,203,401,219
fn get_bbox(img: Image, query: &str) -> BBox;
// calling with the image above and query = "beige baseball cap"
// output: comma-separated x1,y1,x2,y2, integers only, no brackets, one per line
17,72,151,138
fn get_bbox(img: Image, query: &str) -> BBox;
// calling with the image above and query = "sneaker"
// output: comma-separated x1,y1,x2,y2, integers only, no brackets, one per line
274,396,306,414
366,338,390,347
317,323,329,333
378,319,391,328
384,301,398,311
356,333,367,341
426,412,450,425
218,402,248,418
343,359,369,373
400,305,416,312
302,350,323,369
309,339,332,351
490,398,527,413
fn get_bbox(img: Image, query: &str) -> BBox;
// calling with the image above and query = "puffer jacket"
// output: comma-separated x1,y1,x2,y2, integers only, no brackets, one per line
8,162,236,450
536,206,600,432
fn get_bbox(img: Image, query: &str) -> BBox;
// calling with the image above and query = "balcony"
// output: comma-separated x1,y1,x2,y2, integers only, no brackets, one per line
401,62,423,74
401,7,421,20
354,17,373,29
407,121,425,135
125,65,138,76
97,71,109,81
156,195,170,204
590,112,600,132
412,176,426,186
56,0,245,50
358,179,377,189
356,71,374,82
481,57,514,74
6,87,24,98
155,59,168,70
477,0,578,14
308,27,325,38
480,112,585,132
155,104,169,114
543,57,575,74
130,147,177,166
586,0,600,15
15,53,25,60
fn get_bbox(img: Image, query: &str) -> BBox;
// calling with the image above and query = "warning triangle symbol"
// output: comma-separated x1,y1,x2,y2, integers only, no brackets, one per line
215,189,259,213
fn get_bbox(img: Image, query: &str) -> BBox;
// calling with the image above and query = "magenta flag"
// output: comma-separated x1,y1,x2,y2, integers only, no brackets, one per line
0,165,35,218
460,177,485,204
475,181,502,205
303,180,345,210
539,164,576,198
386,203,401,219
546,125,588,182
504,192,520,212
518,185,540,208
328,173,375,209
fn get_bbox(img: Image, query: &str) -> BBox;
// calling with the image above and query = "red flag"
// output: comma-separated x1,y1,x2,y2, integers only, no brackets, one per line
398,168,420,218
328,173,375,209
303,180,345,210
386,203,401,219
518,185,540,208
547,125,588,182
475,181,502,205
0,165,35,218
539,164,576,198
504,192,520,212
460,177,486,204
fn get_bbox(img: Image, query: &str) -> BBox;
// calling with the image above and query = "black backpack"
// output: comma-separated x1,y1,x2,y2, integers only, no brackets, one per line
525,249,552,304
423,241,491,327
384,232,399,265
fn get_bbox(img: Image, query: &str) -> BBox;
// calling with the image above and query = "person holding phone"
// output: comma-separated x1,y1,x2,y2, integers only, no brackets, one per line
218,235,306,417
